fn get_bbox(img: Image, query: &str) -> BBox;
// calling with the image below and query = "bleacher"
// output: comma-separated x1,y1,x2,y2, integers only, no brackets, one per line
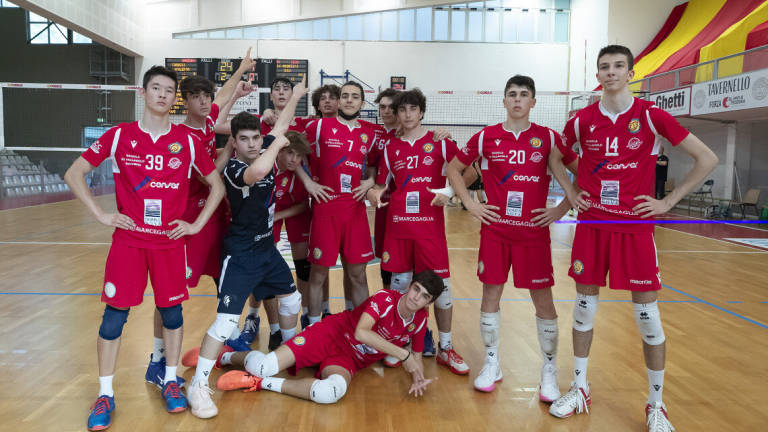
0,149,70,198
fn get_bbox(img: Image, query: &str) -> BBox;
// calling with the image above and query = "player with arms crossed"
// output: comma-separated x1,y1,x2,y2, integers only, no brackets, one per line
215,270,445,403
446,75,578,399
65,66,226,430
548,46,717,432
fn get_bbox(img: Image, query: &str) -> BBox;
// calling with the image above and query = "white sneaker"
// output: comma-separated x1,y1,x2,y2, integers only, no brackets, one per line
539,363,561,403
383,355,401,368
473,360,502,392
549,382,590,418
188,378,218,419
646,402,675,431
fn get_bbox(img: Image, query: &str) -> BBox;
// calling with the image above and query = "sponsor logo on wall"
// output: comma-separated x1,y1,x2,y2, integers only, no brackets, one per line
691,71,768,116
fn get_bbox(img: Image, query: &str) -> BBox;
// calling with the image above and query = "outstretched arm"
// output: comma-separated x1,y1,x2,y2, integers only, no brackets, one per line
213,47,254,107
269,75,309,137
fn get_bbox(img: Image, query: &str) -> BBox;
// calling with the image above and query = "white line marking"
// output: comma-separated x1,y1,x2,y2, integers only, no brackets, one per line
657,226,766,251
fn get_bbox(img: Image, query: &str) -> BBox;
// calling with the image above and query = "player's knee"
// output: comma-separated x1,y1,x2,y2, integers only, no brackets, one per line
633,301,666,345
480,311,500,348
390,272,413,294
295,258,311,282
157,304,183,330
572,293,598,332
244,351,279,377
434,278,452,310
309,374,347,404
98,305,129,341
380,269,392,286
206,313,240,342
278,290,302,316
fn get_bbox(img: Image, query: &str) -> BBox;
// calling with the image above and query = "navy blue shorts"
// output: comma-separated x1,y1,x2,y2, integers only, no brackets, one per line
217,246,296,315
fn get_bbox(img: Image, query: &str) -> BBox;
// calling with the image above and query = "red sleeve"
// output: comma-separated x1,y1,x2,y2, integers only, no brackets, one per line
553,128,577,165
192,136,216,176
410,312,428,353
455,130,481,166
209,103,220,124
376,146,390,185
304,119,319,144
444,138,459,162
81,126,119,167
648,107,689,146
363,290,394,321
562,114,580,148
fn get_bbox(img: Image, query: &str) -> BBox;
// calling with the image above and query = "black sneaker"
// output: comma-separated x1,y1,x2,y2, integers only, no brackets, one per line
268,331,283,351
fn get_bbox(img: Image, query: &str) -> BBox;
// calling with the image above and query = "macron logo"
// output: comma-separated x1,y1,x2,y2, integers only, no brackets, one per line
589,125,596,133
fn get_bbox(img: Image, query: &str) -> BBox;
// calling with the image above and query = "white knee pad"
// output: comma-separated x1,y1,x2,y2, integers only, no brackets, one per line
435,278,452,309
206,313,240,342
633,301,666,345
309,374,347,404
480,311,500,348
278,290,302,316
390,272,413,294
573,293,598,332
536,317,558,358
244,351,279,377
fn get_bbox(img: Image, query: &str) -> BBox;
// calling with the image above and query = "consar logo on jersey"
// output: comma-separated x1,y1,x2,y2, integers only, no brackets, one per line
606,162,638,170
332,156,348,168
345,160,363,169
133,176,180,191
591,159,609,174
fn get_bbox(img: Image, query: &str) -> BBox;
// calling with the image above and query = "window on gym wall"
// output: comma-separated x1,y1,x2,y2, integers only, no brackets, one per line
0,0,19,7
172,1,570,44
26,11,92,44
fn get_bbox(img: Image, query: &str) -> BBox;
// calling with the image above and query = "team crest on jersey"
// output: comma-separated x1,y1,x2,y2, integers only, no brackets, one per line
185,266,192,279
627,137,642,150
628,119,641,133
572,260,584,275
168,142,182,154
423,155,434,166
313,248,322,259
168,157,182,169
281,177,289,187
530,152,543,163
529,137,543,149
104,282,116,298
293,336,306,346
422,143,434,153
90,140,102,154
382,251,390,263
276,190,284,198
360,133,369,144
478,261,485,274
407,323,416,332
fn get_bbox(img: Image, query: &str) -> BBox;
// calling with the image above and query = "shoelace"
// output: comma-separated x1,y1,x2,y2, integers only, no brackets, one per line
163,382,182,399
446,349,465,364
556,386,589,414
647,405,673,431
194,382,215,398
91,397,111,415
243,317,258,334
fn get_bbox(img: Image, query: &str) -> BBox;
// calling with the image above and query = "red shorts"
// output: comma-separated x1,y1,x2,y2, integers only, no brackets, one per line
381,236,450,278
273,212,311,244
308,207,373,267
478,233,553,289
102,240,189,308
569,224,661,291
184,205,227,288
285,315,362,378
374,206,388,259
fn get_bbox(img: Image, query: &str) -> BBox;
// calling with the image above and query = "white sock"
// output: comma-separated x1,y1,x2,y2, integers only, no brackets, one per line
302,306,308,314
153,337,165,362
261,377,285,393
438,331,452,350
281,327,297,341
248,306,259,316
230,326,241,340
194,357,216,386
536,317,558,367
574,356,589,390
647,368,664,404
219,351,234,366
99,375,114,397
322,301,330,314
308,315,322,325
164,366,177,384
345,300,353,311
269,323,280,334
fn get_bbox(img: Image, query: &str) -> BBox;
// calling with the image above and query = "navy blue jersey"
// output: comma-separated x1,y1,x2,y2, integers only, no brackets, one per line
223,135,277,255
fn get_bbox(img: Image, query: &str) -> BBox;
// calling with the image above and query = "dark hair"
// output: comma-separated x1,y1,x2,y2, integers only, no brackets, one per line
392,88,426,113
504,75,536,98
230,111,261,138
142,65,178,90
341,81,365,101
411,270,445,302
284,130,311,155
179,76,214,100
597,45,634,70
311,84,340,112
271,77,294,92
375,88,398,104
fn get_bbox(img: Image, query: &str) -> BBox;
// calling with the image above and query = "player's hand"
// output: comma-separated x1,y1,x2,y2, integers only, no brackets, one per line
427,187,451,207
408,374,436,397
262,109,277,126
167,219,200,240
568,189,590,212
272,134,290,150
432,128,452,141
353,177,375,201
531,204,569,227
292,74,309,99
238,47,255,72
305,179,334,203
98,212,136,231
466,200,500,225
234,81,254,98
366,186,388,208
633,195,672,218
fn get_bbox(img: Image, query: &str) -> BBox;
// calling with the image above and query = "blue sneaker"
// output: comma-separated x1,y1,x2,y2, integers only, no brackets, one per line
300,313,310,330
225,336,252,352
240,314,260,344
161,381,187,413
423,328,436,357
145,354,185,388
87,395,115,431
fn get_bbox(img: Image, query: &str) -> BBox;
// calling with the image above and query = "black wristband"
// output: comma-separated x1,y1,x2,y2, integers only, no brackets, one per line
402,351,411,363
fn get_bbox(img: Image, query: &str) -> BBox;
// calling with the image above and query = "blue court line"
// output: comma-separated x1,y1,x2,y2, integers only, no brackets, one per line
726,301,743,304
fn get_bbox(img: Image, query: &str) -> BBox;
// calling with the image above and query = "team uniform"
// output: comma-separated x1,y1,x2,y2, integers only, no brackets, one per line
260,116,309,136
272,169,311,243
178,103,228,287
81,122,216,308
218,135,297,315
457,123,570,288
303,117,375,267
364,122,396,259
377,132,457,278
284,289,427,377
562,98,689,291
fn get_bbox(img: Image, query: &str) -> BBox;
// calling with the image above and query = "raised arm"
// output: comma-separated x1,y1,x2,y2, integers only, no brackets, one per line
215,81,254,134
269,75,309,137
242,135,290,185
213,47,254,107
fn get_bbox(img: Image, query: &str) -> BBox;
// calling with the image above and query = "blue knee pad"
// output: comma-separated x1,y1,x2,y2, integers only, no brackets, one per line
157,304,183,330
295,258,311,282
98,305,129,340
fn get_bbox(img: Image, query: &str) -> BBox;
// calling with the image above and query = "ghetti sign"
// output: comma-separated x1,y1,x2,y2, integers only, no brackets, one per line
691,70,768,116
650,87,690,117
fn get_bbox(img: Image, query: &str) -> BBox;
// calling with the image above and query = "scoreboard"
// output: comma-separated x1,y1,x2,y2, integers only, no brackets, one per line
165,57,309,116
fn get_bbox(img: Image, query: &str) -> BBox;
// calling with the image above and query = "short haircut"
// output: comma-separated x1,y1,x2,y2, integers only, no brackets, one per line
284,130,311,155
271,77,294,92
504,75,536,98
341,81,365,101
142,65,178,90
179,76,214,100
411,270,445,302
311,84,340,112
392,88,426,113
597,44,635,70
375,88,398,104
230,111,261,138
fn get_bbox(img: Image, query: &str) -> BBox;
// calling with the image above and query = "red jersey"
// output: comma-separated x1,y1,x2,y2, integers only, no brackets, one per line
367,124,397,201
457,123,559,243
261,116,309,136
563,98,689,232
274,169,309,212
303,117,375,216
178,103,220,202
377,131,458,239
81,122,216,249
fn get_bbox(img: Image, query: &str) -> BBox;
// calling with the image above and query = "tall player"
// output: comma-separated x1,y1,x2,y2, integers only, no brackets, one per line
446,75,578,400
368,88,469,374
65,66,226,430
547,46,717,432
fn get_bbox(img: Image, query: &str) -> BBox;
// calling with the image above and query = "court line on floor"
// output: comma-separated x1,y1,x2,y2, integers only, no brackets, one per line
657,225,767,251
664,212,768,233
